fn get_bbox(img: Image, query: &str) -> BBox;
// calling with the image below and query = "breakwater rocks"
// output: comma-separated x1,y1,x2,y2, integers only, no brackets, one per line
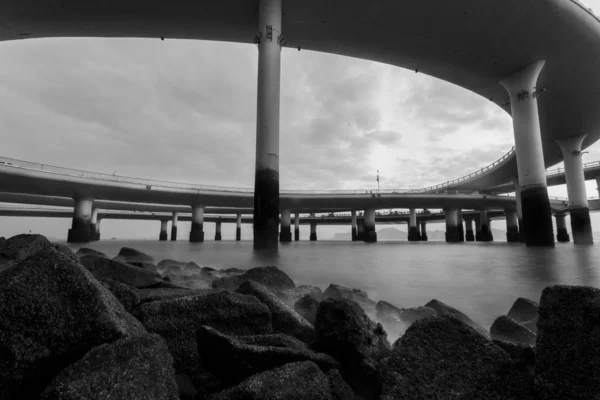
0,234,599,399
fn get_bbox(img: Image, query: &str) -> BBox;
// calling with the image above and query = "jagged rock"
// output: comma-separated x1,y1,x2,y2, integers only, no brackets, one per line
105,280,140,314
113,246,155,264
75,247,108,259
378,315,531,400
0,233,51,272
0,246,146,399
164,273,210,289
79,254,162,288
376,301,436,324
535,285,600,400
275,285,323,308
323,284,376,312
197,326,339,385
143,280,189,289
137,290,272,374
294,295,319,325
0,236,6,246
493,340,535,384
507,297,539,323
162,266,184,276
192,369,224,399
314,298,391,395
50,244,77,259
137,288,214,304
207,361,333,400
521,315,538,333
490,315,536,345
40,334,178,400
157,259,187,273
129,261,158,273
175,374,197,400
236,281,315,344
326,369,354,400
212,266,295,291
425,298,490,338
200,266,217,280
183,262,202,275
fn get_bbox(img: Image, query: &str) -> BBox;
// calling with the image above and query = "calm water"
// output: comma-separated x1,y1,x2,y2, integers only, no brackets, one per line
65,240,600,337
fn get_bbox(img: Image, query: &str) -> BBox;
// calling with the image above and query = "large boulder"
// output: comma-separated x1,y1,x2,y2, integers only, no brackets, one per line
490,315,536,345
0,233,51,272
163,273,210,289
275,285,323,308
493,340,535,384
197,326,339,385
376,301,436,324
157,259,187,273
113,246,155,264
75,247,108,259
40,334,178,400
378,316,531,400
535,285,600,399
79,254,162,288
212,266,295,291
521,315,538,333
0,246,146,399
323,284,376,312
137,290,272,374
507,297,539,323
183,262,202,275
103,280,141,314
207,361,333,400
425,298,490,338
295,294,320,325
314,298,391,395
236,281,315,344
326,369,354,400
137,288,214,304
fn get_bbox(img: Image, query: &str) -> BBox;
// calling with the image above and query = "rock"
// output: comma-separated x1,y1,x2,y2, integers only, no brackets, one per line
183,261,202,275
212,266,295,291
175,374,197,400
378,315,531,400
275,285,323,308
113,246,155,264
0,246,146,399
207,361,333,400
236,281,315,344
490,315,536,345
105,281,141,314
137,288,214,304
164,273,210,289
200,266,217,280
314,298,391,395
79,254,162,288
192,369,224,399
129,261,158,273
143,280,189,289
493,340,535,384
376,301,436,324
521,315,538,333
137,290,272,374
425,298,490,338
507,297,539,323
323,283,376,312
197,326,339,385
535,285,600,400
157,259,187,273
0,236,6,246
0,233,51,272
326,369,354,400
40,334,178,400
162,265,184,276
75,247,108,259
294,295,319,325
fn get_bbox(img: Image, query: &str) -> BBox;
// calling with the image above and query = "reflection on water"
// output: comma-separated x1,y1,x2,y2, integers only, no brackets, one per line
66,240,600,336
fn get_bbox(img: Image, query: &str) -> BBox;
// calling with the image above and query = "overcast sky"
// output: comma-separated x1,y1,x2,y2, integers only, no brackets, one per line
1,1,600,240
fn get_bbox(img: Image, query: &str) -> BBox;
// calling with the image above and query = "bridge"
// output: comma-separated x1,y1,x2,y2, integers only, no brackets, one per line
1,0,600,246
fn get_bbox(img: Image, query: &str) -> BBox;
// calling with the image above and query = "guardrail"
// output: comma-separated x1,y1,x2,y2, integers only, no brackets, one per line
546,160,600,177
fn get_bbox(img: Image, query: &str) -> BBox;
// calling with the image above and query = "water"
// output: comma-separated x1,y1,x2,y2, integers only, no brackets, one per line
66,240,600,339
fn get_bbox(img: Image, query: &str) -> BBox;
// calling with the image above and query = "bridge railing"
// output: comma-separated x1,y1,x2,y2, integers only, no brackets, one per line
546,160,600,178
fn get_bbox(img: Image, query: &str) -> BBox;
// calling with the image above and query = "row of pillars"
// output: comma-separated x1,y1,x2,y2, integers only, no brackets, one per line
159,210,242,242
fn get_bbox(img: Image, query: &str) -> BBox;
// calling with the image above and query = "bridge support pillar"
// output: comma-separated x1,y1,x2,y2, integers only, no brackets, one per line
253,0,282,250
477,210,493,242
294,213,300,241
236,214,242,241
190,206,205,243
171,212,178,241
159,220,168,241
408,209,419,241
364,209,377,243
444,208,461,243
279,209,292,242
420,221,428,241
506,210,519,242
310,222,317,241
89,208,99,241
500,61,554,247
457,210,465,242
557,135,593,245
356,218,365,241
351,210,358,241
464,216,475,241
513,181,526,243
215,219,222,241
67,197,94,243
556,213,570,242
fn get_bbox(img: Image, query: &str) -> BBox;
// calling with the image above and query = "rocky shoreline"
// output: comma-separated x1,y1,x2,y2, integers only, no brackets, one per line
0,233,598,399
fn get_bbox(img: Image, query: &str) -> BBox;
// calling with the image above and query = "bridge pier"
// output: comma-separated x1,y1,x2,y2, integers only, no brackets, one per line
253,0,282,250
94,218,101,241
477,210,493,242
171,212,178,241
190,206,205,242
464,216,475,241
420,221,428,241
236,213,242,241
279,209,292,242
444,208,461,243
294,213,300,241
215,219,222,241
513,181,526,243
556,213,571,242
500,61,554,247
408,209,419,241
506,210,519,242
310,222,317,241
364,209,377,243
351,210,358,241
356,218,365,241
159,220,168,241
89,208,99,241
457,210,465,242
557,135,593,245
67,197,93,243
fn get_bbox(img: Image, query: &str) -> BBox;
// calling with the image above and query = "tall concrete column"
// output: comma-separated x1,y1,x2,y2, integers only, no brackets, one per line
253,0,282,250
356,218,365,241
310,222,317,241
171,212,178,241
279,209,292,242
236,214,242,241
478,210,493,242
556,213,570,242
457,210,465,242
500,61,554,247
294,213,300,241
67,197,94,243
364,209,377,243
89,208,99,241
463,216,474,242
513,180,526,242
420,221,428,241
444,208,461,243
190,206,205,243
351,210,358,241
95,219,102,241
475,215,482,242
408,209,419,241
557,135,593,244
596,177,600,198
215,219,222,241
159,220,168,241
506,210,519,243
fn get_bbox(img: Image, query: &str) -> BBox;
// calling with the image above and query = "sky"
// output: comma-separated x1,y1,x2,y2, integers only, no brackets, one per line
2,0,600,240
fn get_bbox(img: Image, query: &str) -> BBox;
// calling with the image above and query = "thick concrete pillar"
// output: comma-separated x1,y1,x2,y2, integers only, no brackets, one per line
513,181,526,242
171,212,178,241
478,210,493,242
556,214,570,242
364,209,377,243
159,220,168,241
67,197,94,243
215,219,222,241
475,215,482,242
444,208,461,243
351,210,358,241
557,135,593,244
420,221,428,241
356,219,365,241
500,61,554,247
294,213,300,241
253,0,282,250
457,210,465,242
89,208,99,241
190,206,205,243
95,219,101,241
310,222,317,241
279,209,292,242
236,214,242,241
506,210,519,242
408,209,419,241
464,216,475,241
